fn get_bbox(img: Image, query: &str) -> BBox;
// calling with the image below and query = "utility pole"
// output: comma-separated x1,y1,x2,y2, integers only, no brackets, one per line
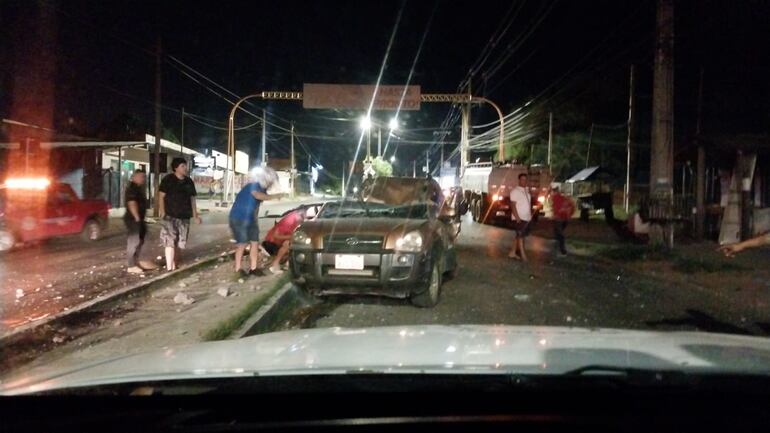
413,160,416,177
585,123,594,168
650,0,675,247
547,112,553,168
366,129,371,160
152,37,162,216
460,103,470,176
180,107,185,156
290,122,295,198
341,163,345,198
440,144,444,169
377,128,382,157
425,150,430,176
695,68,705,240
624,65,635,213
261,109,267,166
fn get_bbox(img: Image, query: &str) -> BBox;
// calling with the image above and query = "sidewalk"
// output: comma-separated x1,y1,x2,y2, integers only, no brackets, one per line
2,256,288,377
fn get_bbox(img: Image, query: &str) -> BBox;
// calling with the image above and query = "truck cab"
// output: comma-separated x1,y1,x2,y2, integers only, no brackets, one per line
462,163,551,224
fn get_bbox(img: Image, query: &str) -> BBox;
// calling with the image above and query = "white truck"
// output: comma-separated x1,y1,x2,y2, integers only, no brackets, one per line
461,162,552,224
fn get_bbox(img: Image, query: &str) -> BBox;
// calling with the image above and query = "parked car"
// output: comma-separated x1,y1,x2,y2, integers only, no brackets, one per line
0,179,110,252
289,177,462,308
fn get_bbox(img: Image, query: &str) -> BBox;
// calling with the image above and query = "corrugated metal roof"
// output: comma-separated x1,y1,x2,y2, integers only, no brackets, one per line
566,166,602,183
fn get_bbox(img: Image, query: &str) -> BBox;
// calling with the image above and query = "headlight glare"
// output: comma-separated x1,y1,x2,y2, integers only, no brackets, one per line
395,230,423,252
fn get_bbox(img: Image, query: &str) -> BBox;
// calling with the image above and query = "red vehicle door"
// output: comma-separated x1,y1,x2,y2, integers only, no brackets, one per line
43,184,81,237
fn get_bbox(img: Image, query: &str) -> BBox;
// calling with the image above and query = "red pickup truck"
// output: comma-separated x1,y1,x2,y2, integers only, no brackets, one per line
0,179,110,252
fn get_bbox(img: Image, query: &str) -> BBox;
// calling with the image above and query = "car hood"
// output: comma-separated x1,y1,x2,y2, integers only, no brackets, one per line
300,217,426,248
3,325,770,394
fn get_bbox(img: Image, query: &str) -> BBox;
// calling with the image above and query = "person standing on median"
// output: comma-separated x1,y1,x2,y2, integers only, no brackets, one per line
124,170,157,274
158,157,201,271
549,185,575,256
509,173,533,262
229,167,285,278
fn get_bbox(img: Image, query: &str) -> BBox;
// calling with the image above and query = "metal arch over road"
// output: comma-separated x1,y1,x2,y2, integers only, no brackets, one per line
224,88,506,201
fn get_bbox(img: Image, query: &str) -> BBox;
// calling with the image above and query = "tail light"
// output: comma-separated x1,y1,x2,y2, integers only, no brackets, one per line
4,177,50,190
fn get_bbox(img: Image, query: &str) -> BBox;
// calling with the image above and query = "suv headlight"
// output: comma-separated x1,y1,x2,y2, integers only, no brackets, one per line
292,230,312,247
395,230,423,252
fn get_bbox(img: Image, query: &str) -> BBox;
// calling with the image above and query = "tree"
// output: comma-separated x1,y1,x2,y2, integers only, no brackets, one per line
371,156,393,177
162,128,180,144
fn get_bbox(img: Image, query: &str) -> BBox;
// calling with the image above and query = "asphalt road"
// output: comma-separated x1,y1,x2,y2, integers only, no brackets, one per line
0,197,320,335
302,216,770,336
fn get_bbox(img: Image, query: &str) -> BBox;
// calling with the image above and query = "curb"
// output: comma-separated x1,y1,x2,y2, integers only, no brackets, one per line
234,283,317,338
0,251,234,347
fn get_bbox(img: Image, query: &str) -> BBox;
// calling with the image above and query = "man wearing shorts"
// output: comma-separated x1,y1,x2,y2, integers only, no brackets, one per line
262,208,305,275
509,173,533,262
229,171,284,277
159,157,201,271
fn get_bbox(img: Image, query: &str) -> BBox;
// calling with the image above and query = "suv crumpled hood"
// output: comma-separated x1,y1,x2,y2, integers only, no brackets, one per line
301,218,426,248
3,325,770,394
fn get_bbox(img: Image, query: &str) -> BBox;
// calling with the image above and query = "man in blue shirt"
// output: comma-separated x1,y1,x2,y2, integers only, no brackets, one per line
229,171,284,277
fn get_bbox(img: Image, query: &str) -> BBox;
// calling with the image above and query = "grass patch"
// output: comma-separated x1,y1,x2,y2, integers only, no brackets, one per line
672,257,750,274
566,239,607,252
597,244,673,262
202,273,290,341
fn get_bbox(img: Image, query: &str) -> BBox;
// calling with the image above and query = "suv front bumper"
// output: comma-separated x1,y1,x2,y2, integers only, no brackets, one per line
289,250,431,298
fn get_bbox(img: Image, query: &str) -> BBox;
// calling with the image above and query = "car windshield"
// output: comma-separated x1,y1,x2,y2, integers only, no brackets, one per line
2,0,770,399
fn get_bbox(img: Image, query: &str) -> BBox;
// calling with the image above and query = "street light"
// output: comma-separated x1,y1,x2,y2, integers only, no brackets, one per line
388,117,398,131
359,115,372,130
390,155,396,163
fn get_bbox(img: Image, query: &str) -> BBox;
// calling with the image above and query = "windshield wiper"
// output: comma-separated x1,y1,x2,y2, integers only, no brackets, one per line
564,365,690,385
353,193,371,218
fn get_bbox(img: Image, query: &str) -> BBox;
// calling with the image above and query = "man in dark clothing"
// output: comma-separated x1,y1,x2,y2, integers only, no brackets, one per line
124,170,152,273
159,157,201,271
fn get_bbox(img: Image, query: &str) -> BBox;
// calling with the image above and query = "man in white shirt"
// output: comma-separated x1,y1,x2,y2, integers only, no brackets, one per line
509,173,533,261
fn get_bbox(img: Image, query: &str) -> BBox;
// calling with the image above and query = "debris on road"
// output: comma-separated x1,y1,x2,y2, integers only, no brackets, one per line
52,335,65,344
514,294,531,302
173,292,195,305
217,287,230,298
15,289,25,299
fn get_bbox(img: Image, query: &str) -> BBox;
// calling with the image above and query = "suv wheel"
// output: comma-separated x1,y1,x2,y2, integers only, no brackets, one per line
82,219,102,241
411,260,441,308
0,229,15,253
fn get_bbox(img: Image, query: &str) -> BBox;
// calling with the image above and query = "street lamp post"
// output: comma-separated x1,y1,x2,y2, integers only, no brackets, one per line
226,93,266,204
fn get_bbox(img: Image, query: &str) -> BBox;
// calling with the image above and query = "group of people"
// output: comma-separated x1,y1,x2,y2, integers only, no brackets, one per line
123,161,300,278
226,170,306,278
124,157,200,274
507,173,575,262
506,171,767,260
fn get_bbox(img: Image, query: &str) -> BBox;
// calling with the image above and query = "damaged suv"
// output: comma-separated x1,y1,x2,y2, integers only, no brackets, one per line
289,177,463,307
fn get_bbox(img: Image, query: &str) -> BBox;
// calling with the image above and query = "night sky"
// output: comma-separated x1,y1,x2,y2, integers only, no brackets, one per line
1,0,769,182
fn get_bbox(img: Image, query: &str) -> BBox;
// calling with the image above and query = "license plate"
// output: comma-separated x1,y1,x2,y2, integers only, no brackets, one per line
335,254,364,270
